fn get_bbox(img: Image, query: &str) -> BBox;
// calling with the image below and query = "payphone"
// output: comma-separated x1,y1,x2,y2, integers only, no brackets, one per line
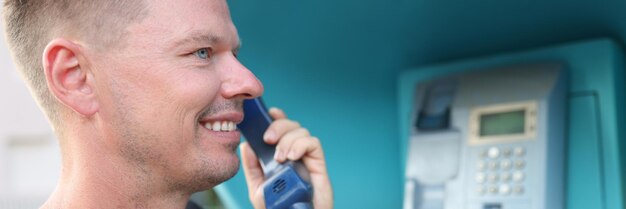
403,64,566,209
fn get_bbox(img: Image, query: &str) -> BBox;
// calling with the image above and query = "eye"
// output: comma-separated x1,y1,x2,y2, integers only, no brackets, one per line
193,48,212,59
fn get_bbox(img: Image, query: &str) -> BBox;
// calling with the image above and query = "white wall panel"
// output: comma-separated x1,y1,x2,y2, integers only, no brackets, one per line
0,6,60,208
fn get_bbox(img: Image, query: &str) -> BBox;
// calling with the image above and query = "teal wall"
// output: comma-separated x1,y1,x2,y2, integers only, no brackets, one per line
224,1,420,208
221,1,626,208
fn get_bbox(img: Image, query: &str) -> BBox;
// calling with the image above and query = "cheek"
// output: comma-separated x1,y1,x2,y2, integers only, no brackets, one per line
146,69,223,141
168,69,223,107
100,56,224,137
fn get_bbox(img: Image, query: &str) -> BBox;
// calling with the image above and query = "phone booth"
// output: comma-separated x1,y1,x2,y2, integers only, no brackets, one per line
399,39,625,209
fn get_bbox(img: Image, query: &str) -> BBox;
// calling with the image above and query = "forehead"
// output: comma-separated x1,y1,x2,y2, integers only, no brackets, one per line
126,0,238,49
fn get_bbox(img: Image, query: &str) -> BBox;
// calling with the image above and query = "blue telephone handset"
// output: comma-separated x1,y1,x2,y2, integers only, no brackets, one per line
238,98,314,209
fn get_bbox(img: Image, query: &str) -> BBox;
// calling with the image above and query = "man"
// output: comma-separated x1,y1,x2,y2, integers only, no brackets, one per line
2,0,333,208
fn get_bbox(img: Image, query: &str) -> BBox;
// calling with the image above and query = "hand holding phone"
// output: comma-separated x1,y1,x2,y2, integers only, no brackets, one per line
238,98,314,209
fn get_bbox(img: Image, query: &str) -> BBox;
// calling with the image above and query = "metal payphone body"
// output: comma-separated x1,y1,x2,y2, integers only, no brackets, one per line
404,64,566,209
398,39,626,209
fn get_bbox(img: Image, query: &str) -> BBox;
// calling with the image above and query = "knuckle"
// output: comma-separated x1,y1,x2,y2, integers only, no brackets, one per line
275,141,286,150
310,136,320,145
271,119,286,128
299,127,310,135
280,120,298,130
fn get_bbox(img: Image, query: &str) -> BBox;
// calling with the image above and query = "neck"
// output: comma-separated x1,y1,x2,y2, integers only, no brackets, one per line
40,122,192,209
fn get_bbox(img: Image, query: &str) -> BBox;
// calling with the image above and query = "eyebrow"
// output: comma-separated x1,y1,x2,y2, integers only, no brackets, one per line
171,31,241,53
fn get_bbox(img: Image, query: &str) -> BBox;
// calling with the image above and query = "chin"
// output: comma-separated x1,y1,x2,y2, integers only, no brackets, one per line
215,156,241,181
187,154,241,190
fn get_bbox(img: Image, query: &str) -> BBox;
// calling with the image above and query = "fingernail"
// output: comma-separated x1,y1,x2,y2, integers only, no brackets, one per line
275,150,284,161
287,151,295,160
264,130,275,142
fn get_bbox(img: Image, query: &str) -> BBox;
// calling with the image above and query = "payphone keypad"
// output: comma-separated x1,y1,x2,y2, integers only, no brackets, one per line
476,146,526,196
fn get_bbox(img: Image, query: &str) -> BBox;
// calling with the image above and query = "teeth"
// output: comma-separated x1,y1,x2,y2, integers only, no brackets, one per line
212,122,221,131
204,121,237,132
228,121,235,131
221,121,228,131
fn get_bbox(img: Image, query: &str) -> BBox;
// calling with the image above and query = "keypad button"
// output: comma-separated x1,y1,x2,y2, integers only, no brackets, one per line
501,172,511,182
502,148,513,157
488,186,498,194
500,159,512,170
499,184,511,195
488,174,499,183
479,150,488,158
513,186,525,195
513,171,525,182
488,161,499,170
488,147,500,159
514,160,526,169
477,161,486,171
514,147,526,157
476,185,486,195
476,173,486,183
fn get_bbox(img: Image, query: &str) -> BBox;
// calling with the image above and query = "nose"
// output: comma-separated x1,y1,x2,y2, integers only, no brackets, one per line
220,54,264,100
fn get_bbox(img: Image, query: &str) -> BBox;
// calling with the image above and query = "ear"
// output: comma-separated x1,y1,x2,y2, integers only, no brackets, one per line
43,38,99,117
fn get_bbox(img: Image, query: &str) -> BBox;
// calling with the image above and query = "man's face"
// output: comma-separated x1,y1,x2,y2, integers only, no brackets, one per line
85,0,263,191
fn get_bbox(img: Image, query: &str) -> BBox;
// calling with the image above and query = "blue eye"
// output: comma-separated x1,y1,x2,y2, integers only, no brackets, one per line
194,48,211,59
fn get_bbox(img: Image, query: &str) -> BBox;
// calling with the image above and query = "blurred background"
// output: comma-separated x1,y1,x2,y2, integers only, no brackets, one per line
2,0,626,208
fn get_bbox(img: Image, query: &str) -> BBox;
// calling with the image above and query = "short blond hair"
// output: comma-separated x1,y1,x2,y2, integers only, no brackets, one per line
2,0,147,127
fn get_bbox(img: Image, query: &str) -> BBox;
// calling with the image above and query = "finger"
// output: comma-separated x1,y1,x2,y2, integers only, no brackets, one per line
293,139,332,209
239,142,265,207
268,107,287,120
263,118,301,144
288,137,327,174
284,137,333,209
273,127,310,162
285,136,321,161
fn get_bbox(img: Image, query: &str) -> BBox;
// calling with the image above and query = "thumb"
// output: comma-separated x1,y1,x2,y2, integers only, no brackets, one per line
240,142,266,208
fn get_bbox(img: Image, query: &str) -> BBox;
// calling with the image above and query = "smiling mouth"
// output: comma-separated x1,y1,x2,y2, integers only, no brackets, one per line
202,121,238,132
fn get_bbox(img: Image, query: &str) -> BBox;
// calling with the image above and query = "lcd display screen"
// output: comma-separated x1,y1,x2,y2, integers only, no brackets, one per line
479,110,525,137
